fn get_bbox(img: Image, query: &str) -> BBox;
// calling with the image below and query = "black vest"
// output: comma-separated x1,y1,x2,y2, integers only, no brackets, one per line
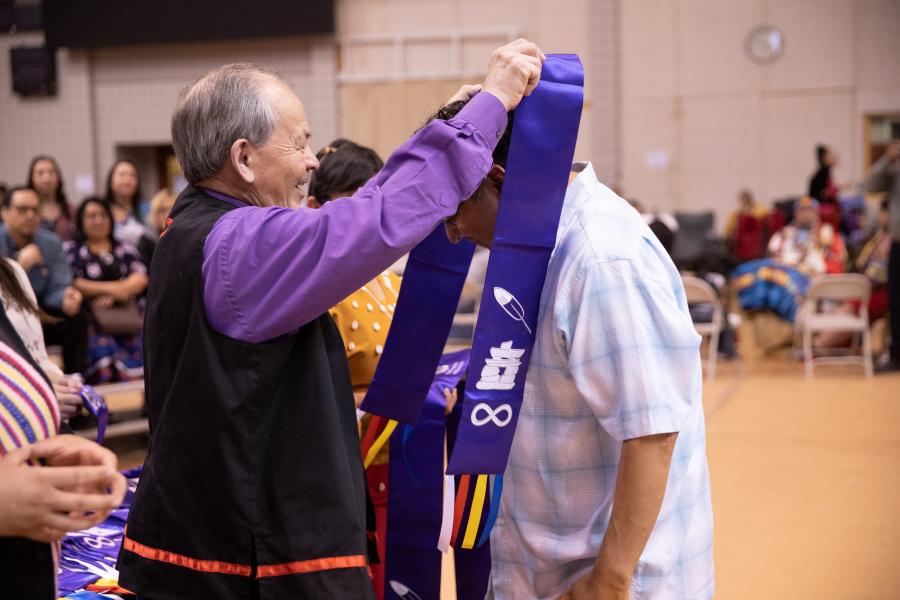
117,186,374,600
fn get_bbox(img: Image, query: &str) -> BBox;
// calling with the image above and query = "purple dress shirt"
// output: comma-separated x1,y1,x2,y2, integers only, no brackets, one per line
202,91,507,343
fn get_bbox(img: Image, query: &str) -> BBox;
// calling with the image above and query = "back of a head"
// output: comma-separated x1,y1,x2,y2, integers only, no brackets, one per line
428,99,514,168
172,63,290,184
310,141,384,203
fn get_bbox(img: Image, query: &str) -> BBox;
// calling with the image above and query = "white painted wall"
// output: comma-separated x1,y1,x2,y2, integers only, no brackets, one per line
620,0,900,231
0,33,336,202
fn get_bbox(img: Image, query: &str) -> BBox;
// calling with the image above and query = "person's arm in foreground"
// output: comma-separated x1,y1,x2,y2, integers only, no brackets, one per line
0,435,127,543
558,433,677,600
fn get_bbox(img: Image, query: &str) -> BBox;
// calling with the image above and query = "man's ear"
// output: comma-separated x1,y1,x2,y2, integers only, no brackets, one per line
306,196,321,209
230,139,255,184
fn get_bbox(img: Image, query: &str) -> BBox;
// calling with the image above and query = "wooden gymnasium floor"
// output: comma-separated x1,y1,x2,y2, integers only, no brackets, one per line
108,326,900,599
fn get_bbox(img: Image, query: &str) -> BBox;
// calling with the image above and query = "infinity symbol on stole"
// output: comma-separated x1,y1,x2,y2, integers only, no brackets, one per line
470,403,513,427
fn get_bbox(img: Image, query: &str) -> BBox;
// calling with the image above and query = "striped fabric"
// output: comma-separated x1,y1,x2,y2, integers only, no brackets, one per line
0,340,59,454
487,164,714,599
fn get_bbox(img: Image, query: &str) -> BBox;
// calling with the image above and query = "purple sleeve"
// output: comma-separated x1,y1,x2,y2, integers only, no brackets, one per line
203,92,507,343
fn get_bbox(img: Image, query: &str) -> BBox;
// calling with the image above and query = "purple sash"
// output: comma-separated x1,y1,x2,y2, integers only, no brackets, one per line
80,384,109,444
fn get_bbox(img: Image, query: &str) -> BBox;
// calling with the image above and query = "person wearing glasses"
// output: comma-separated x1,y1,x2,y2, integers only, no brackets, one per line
0,187,87,374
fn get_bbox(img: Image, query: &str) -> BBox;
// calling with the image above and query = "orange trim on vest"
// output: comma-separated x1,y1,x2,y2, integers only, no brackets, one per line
256,554,368,578
122,534,252,576
123,533,367,579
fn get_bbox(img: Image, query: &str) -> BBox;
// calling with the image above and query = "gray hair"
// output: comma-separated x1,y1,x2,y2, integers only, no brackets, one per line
171,63,290,184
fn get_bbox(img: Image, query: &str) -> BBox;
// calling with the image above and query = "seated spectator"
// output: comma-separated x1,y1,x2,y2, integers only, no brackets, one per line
725,188,769,262
817,199,892,347
65,198,148,383
0,257,84,420
147,188,177,237
0,187,87,373
26,155,75,241
103,160,155,266
768,196,846,277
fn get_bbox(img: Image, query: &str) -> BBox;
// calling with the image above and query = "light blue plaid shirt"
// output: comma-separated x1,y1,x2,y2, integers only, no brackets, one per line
487,163,714,600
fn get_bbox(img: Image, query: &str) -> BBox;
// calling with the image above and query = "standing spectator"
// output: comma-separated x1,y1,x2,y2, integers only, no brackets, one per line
103,160,155,266
809,144,843,232
724,188,769,263
65,198,148,383
0,187,87,373
866,139,900,372
26,155,75,241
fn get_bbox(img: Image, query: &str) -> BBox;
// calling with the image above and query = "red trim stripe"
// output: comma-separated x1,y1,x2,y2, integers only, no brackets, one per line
123,534,252,576
123,533,368,579
256,554,368,578
450,474,470,547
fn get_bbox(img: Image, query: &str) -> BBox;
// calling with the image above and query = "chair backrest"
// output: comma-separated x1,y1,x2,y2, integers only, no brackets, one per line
806,273,871,304
681,275,718,306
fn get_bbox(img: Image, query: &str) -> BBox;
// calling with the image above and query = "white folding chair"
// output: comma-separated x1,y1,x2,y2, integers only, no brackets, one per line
682,276,723,381
799,274,873,378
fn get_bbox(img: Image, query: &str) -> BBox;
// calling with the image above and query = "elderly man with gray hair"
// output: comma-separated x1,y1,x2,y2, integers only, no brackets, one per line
117,40,544,599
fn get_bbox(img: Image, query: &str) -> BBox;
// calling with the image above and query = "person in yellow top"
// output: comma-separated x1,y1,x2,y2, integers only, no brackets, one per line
329,270,401,389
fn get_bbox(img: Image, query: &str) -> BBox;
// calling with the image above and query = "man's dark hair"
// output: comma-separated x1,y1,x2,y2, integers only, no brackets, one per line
2,185,37,208
427,99,514,168
310,140,384,203
816,144,829,166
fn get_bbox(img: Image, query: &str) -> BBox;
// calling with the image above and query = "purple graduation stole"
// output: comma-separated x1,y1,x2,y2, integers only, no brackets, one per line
448,55,584,548
361,55,584,551
384,350,468,600
80,384,109,444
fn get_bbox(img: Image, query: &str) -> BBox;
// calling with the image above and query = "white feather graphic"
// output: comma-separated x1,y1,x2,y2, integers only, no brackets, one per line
389,580,423,600
493,286,532,335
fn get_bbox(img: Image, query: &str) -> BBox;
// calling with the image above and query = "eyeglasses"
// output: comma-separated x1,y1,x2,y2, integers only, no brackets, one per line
443,209,460,230
9,205,39,216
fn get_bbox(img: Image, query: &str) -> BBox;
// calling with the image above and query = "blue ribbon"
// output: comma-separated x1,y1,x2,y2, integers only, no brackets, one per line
448,54,584,475
385,350,469,600
80,384,108,444
361,228,474,424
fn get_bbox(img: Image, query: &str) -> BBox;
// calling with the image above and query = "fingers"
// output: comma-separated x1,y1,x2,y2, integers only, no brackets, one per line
107,472,128,506
33,526,67,543
1,445,33,466
30,435,118,470
47,486,121,514
37,464,121,490
482,38,546,110
446,83,483,105
43,509,107,535
522,55,543,96
507,38,546,62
